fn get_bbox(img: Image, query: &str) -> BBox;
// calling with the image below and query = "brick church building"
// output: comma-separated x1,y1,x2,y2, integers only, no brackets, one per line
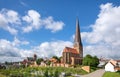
61,19,83,65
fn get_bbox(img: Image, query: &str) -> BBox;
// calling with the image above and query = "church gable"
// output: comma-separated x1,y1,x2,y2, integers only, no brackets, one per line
63,47,79,54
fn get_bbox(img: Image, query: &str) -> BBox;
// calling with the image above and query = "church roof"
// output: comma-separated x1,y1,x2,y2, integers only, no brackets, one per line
63,47,79,54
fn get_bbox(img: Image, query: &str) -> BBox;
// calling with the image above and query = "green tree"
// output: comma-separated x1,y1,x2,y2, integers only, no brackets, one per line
82,54,99,67
36,58,43,65
92,56,99,67
52,56,61,63
46,60,51,65
52,56,58,60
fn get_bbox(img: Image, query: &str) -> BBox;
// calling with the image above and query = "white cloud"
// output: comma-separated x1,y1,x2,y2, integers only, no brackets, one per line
12,37,21,46
22,10,64,33
22,26,33,33
0,9,65,62
0,9,64,34
0,38,72,62
12,37,29,46
19,40,72,58
43,16,65,32
0,9,20,35
5,10,20,24
34,41,72,57
0,39,21,57
22,10,41,33
0,37,29,58
21,41,29,45
82,3,120,59
0,57,24,63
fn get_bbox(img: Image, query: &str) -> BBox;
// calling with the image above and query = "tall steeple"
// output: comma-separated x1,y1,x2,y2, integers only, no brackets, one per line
74,18,83,57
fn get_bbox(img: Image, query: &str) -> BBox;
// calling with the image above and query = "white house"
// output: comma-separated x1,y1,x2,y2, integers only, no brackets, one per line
98,59,108,67
105,59,119,72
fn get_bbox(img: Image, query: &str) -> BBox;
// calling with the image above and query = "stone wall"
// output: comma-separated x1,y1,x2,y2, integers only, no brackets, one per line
82,66,90,73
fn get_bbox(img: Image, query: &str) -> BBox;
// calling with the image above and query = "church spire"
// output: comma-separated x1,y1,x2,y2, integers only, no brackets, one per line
74,18,82,47
74,18,83,57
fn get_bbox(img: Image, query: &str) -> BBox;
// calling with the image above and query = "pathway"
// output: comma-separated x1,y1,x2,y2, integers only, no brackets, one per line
80,69,105,77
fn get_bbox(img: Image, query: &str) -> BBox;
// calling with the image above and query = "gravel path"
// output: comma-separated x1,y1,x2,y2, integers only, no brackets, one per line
80,69,105,77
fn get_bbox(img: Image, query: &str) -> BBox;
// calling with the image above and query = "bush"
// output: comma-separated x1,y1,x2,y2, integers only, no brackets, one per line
53,70,59,77
44,70,48,77
83,54,99,67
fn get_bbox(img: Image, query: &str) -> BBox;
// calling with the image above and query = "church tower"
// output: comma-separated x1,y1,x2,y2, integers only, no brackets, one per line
62,18,83,65
74,18,83,58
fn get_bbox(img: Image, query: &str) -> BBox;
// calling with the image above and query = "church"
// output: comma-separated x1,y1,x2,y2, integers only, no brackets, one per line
61,18,83,65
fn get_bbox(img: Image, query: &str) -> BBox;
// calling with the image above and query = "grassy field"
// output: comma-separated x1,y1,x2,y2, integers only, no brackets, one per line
0,67,88,77
0,73,6,77
102,71,120,77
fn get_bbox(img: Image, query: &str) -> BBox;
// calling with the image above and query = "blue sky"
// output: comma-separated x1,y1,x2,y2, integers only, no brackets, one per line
0,0,120,62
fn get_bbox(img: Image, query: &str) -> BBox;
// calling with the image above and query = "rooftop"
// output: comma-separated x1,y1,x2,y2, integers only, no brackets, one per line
63,47,79,54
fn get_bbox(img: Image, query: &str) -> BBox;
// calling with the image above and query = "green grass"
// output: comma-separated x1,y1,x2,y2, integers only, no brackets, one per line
0,67,88,77
102,71,120,77
0,73,6,77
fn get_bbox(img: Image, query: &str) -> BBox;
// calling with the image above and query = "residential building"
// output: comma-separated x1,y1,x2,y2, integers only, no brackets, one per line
105,59,120,72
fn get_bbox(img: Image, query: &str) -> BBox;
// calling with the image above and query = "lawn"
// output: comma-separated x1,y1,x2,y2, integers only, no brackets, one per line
102,71,120,77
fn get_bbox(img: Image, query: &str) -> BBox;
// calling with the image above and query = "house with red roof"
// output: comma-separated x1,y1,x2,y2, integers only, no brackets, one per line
105,59,120,72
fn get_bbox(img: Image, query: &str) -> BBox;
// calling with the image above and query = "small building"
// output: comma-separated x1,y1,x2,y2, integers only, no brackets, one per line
40,61,47,67
105,59,120,72
49,58,58,63
22,54,37,67
98,58,109,67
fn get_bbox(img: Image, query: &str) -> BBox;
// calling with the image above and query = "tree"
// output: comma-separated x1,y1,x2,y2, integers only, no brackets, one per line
52,56,61,63
92,56,99,67
82,54,99,67
36,58,43,65
46,60,51,65
52,56,58,60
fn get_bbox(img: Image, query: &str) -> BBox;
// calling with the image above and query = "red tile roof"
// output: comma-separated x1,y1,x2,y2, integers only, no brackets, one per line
63,47,79,54
109,59,117,66
116,60,120,62
49,58,57,63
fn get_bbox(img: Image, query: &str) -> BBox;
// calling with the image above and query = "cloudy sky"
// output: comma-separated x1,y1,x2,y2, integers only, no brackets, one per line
0,0,120,62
